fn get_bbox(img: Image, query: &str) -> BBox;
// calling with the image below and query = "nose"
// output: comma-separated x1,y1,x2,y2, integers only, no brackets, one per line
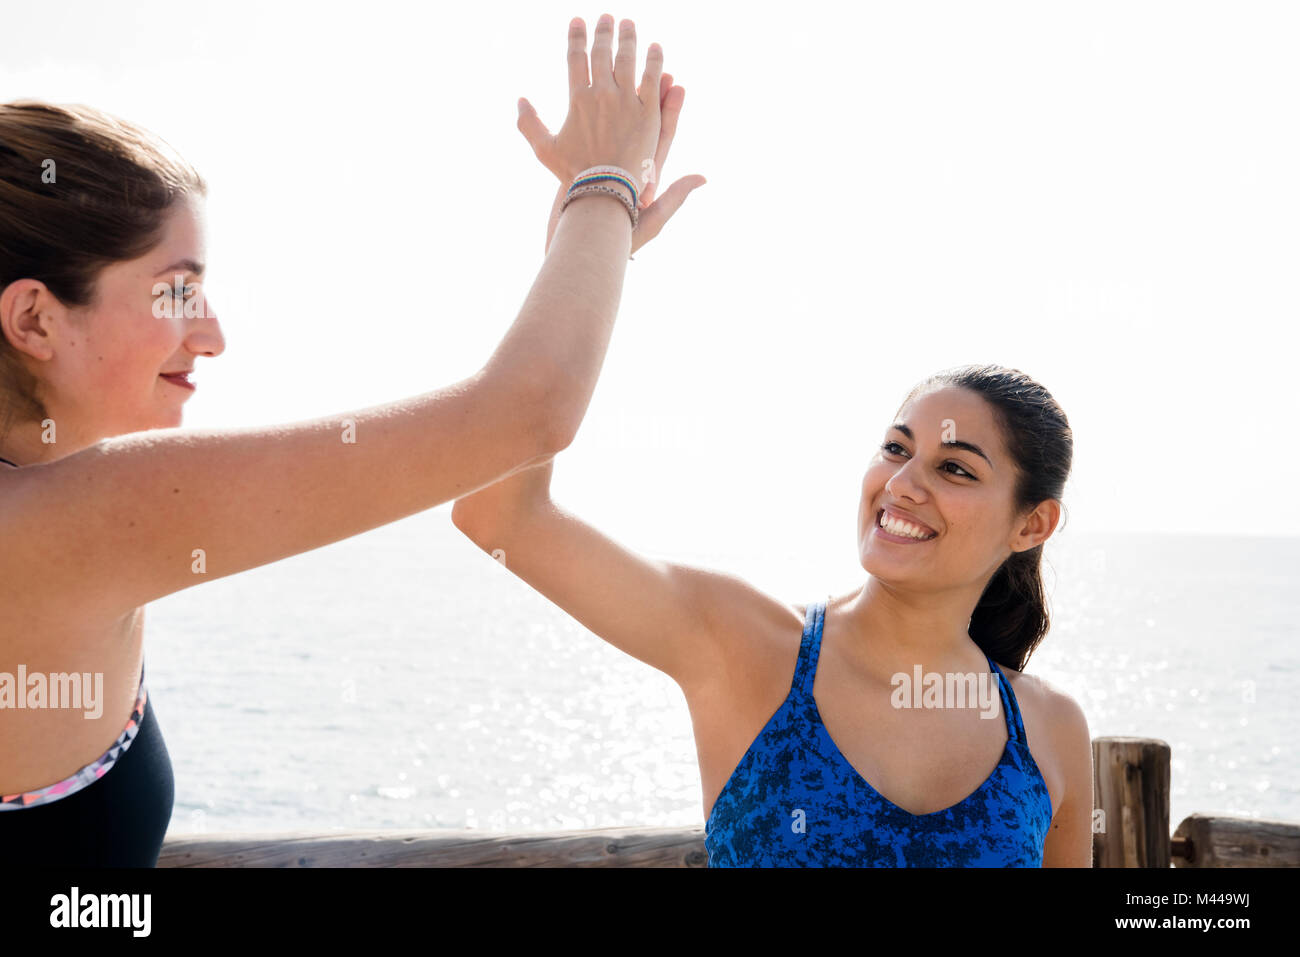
883,457,928,504
187,292,226,358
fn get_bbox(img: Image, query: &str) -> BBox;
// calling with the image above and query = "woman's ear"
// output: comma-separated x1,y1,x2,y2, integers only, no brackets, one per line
0,279,61,362
1013,500,1061,551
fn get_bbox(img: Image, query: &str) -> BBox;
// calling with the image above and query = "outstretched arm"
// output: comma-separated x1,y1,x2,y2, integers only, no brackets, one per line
454,46,722,689
0,17,666,625
451,457,752,692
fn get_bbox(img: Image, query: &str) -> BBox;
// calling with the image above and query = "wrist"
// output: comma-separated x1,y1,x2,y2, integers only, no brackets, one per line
567,165,640,207
560,183,638,232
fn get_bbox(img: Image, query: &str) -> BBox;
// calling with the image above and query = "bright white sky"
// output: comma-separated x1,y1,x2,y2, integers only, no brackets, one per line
5,0,1297,561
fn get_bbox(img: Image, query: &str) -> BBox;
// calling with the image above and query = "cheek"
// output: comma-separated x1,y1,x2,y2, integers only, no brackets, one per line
79,312,178,391
857,471,892,537
942,501,1003,554
130,312,182,365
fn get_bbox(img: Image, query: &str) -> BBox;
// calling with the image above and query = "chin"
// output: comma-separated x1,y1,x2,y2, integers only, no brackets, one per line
860,545,911,578
155,408,185,429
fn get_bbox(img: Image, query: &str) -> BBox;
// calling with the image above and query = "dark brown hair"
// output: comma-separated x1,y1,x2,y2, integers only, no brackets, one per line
0,100,206,440
899,363,1074,671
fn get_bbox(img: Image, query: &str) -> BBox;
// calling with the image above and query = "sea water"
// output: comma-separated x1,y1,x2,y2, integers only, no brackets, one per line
145,512,1298,837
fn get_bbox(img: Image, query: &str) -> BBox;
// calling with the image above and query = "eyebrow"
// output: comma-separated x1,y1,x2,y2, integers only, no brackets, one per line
889,423,993,469
153,259,205,277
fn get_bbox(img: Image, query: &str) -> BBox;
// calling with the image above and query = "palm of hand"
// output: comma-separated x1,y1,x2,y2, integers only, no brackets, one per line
540,72,702,257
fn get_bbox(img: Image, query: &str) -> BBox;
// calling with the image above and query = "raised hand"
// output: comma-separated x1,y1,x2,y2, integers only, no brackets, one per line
634,71,698,209
517,16,662,192
516,15,706,256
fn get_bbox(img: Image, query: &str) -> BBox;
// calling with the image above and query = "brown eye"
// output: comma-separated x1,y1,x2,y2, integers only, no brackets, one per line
881,441,976,480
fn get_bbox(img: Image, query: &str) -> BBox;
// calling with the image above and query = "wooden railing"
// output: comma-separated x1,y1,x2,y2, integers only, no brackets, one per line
159,826,707,868
157,737,1300,867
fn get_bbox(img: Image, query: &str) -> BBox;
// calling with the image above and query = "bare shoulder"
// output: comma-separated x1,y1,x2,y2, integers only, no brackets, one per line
0,462,24,497
683,568,806,696
1014,669,1094,863
1039,677,1092,778
0,466,41,604
1010,669,1089,739
1004,664,1092,813
699,570,805,658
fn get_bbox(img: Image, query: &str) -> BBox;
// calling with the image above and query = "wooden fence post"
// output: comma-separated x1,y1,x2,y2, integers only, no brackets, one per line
1092,736,1171,868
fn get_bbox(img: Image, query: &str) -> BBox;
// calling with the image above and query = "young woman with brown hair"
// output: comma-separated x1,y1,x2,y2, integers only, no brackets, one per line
0,14,704,866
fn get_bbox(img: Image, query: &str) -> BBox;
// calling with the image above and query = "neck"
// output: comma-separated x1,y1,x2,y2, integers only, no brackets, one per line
0,418,100,467
835,575,988,675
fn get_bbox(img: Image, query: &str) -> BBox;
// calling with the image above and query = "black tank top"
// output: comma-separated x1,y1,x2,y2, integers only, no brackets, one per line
0,453,175,864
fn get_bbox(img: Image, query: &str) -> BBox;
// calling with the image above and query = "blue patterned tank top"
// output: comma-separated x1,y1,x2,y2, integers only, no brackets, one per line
705,599,1053,866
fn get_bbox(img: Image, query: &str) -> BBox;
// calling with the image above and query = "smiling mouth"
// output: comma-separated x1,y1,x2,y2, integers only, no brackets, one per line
159,372,195,390
875,508,938,542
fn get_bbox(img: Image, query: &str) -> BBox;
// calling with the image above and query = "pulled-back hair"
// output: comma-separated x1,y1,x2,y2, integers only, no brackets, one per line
899,363,1074,671
0,100,205,440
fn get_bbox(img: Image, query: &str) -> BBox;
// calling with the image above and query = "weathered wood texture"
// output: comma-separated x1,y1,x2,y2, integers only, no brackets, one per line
1093,737,1171,868
159,825,709,868
1172,814,1300,868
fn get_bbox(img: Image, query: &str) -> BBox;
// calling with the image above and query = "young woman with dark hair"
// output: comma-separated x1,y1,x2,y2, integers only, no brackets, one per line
453,363,1093,866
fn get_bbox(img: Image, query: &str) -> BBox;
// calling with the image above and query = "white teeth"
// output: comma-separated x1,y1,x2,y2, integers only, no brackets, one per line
880,511,933,540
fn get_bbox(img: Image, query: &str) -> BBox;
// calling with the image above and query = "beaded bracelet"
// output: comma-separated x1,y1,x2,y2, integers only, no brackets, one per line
559,166,640,260
560,183,639,230
569,164,640,209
